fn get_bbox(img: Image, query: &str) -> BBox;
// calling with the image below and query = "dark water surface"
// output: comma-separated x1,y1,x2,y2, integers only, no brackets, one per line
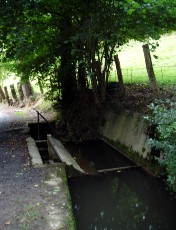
68,140,176,230
65,140,135,172
69,170,176,230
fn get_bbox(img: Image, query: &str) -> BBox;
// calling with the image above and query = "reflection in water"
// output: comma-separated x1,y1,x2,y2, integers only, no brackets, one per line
65,140,135,174
69,170,176,230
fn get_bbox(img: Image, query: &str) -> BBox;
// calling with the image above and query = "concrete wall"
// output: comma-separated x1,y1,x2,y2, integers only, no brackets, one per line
100,109,150,158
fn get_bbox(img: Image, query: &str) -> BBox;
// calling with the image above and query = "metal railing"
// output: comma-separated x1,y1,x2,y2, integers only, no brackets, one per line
33,109,54,140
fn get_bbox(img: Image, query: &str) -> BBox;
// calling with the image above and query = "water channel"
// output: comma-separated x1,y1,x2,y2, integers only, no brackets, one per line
66,140,176,230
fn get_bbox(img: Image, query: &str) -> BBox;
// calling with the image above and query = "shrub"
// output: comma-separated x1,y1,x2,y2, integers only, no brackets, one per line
145,99,176,192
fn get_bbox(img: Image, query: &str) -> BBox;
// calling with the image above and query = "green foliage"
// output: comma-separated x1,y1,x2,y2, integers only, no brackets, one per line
0,0,176,102
1,0,176,137
145,99,176,191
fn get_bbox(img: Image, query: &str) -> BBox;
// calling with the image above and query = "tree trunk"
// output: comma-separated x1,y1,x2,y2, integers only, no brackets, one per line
90,60,100,105
10,84,18,103
38,79,44,94
77,42,87,91
91,74,99,105
60,15,78,107
22,81,33,100
77,2,88,92
4,86,11,106
142,44,159,97
114,54,126,95
95,60,106,103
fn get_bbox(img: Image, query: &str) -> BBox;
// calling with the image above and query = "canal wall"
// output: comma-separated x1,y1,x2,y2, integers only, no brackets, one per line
100,108,150,158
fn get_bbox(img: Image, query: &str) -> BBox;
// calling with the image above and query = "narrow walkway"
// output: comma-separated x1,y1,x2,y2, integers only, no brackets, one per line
0,106,72,230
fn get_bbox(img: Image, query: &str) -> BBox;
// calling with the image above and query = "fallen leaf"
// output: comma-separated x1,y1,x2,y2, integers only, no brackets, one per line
4,220,11,225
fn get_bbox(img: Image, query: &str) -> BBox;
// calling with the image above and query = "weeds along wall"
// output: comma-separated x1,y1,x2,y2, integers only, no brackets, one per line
100,108,150,158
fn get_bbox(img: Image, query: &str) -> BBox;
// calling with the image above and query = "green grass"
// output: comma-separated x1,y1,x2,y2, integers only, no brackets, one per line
2,33,176,89
19,205,40,230
14,111,26,116
110,33,176,85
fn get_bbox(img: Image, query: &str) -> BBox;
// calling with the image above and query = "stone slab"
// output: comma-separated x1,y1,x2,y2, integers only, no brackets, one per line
47,135,85,174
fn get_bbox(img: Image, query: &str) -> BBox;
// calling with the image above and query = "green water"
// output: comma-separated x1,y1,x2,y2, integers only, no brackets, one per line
68,141,176,230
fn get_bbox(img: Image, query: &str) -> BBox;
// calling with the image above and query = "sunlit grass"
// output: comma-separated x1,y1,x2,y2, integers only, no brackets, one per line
1,34,176,90
111,33,176,85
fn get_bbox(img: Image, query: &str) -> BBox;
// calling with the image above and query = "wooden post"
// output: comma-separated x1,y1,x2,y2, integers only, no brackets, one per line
10,84,18,103
17,82,24,102
4,86,11,106
114,54,126,95
142,44,159,97
0,86,6,100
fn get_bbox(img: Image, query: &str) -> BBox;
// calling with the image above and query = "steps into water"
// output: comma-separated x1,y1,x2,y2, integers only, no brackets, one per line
27,129,86,175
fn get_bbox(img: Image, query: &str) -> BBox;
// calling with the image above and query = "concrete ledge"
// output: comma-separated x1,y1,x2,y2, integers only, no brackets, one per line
101,109,150,158
47,135,85,174
26,137,43,167
0,127,24,134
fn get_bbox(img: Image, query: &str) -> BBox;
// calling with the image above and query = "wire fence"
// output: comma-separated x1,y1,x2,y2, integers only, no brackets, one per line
109,65,176,85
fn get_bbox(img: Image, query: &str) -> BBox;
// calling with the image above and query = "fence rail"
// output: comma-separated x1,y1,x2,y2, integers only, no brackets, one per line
109,65,176,85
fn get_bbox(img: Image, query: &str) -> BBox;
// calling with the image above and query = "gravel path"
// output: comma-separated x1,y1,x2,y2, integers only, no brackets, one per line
0,105,72,230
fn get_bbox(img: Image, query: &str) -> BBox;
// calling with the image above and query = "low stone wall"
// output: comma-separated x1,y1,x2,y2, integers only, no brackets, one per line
100,109,150,158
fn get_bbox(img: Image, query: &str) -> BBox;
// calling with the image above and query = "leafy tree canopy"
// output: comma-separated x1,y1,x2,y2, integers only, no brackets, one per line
0,0,176,104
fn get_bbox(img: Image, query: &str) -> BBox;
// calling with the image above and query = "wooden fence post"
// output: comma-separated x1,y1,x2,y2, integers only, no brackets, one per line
4,86,11,106
142,44,159,97
0,86,6,101
17,82,24,102
10,84,18,104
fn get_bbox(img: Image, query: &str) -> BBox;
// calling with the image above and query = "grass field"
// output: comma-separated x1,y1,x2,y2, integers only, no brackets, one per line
110,33,176,85
1,33,176,91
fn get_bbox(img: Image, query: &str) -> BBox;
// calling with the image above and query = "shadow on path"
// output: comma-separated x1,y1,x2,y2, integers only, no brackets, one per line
0,105,71,230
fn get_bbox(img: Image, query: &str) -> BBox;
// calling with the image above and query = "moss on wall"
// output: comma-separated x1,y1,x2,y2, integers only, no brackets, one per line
101,137,164,177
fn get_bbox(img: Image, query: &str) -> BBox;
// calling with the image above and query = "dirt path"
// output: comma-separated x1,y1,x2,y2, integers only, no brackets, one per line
0,105,72,230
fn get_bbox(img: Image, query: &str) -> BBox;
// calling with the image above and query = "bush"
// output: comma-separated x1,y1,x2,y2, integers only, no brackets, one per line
145,99,176,192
